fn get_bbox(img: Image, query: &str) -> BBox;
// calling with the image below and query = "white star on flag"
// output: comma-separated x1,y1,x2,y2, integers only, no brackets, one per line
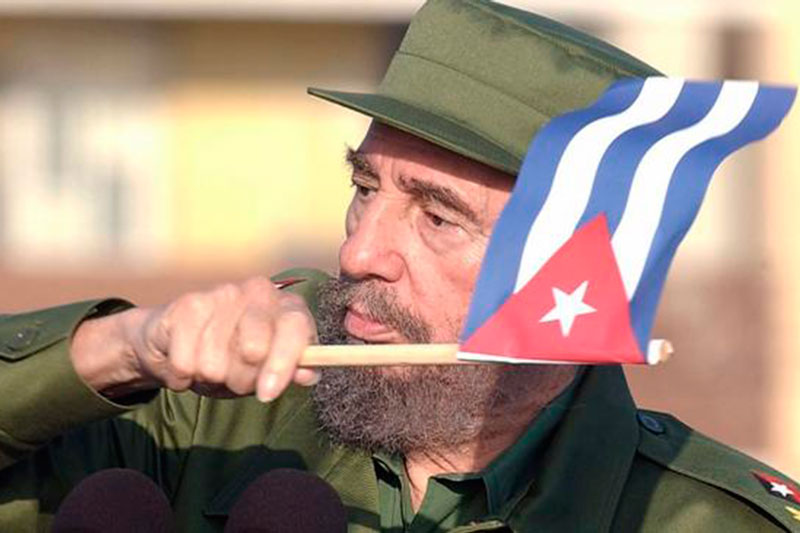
771,482,794,498
539,280,596,336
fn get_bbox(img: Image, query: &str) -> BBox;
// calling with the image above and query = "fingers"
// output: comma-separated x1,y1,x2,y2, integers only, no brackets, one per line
194,283,252,388
158,294,213,392
224,303,272,395
256,293,318,402
293,368,321,387
136,276,319,402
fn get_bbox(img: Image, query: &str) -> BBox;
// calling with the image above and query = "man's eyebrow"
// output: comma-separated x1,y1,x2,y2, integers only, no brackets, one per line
398,175,482,226
345,146,482,226
345,147,379,181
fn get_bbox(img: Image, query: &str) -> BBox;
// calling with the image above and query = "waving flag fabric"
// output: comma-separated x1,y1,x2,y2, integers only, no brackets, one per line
459,78,796,365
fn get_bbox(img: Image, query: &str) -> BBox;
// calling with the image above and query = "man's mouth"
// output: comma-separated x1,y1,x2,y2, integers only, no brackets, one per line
344,306,400,343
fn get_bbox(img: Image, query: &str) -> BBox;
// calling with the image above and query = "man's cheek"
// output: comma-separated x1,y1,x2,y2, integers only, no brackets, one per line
423,311,464,343
461,239,489,272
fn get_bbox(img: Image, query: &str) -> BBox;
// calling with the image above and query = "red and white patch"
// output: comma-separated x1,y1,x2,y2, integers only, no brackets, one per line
753,470,800,505
272,277,307,290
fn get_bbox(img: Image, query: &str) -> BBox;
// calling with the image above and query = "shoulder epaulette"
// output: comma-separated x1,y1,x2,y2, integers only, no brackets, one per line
635,410,800,531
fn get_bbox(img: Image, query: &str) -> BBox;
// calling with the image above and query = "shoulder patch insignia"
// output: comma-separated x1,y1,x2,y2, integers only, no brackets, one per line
753,470,800,505
273,277,307,290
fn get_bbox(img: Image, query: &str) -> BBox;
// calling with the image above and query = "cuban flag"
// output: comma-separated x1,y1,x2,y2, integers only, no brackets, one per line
458,78,796,365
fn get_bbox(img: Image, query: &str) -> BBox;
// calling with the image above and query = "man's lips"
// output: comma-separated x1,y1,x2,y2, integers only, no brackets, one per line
344,307,399,343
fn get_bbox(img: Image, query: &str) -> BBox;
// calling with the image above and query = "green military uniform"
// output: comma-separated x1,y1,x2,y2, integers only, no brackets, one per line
1,0,796,531
0,269,798,532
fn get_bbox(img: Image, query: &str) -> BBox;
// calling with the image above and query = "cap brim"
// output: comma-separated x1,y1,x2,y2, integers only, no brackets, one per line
308,88,522,176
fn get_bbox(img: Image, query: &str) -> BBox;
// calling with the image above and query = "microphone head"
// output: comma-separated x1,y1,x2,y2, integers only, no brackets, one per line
52,468,173,533
225,468,347,533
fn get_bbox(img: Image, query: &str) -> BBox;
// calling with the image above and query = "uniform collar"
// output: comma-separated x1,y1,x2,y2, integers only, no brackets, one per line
202,366,639,532
371,370,581,515
500,365,640,532
481,368,583,514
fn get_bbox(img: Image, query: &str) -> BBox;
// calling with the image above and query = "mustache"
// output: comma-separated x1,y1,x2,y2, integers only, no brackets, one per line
317,277,432,344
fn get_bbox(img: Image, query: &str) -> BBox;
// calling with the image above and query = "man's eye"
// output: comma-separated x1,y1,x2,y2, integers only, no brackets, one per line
352,182,373,197
426,212,451,228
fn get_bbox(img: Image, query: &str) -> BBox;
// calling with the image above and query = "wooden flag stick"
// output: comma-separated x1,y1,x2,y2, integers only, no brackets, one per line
299,339,674,367
300,343,465,367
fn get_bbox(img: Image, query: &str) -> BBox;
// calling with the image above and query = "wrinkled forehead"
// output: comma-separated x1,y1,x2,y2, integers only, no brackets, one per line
357,122,515,194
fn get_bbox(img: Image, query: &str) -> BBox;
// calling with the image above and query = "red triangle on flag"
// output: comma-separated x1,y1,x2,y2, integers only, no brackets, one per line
460,215,643,364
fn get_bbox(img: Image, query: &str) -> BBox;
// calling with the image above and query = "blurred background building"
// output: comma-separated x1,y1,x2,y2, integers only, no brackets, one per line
0,0,798,477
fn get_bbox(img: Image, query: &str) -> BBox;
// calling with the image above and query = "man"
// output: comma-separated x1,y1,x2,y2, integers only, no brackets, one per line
0,0,798,531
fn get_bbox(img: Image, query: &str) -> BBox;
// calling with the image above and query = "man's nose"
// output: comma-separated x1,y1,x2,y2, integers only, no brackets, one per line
339,200,404,282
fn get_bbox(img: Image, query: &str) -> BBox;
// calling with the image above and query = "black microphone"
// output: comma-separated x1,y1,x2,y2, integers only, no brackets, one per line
52,468,173,533
225,468,347,533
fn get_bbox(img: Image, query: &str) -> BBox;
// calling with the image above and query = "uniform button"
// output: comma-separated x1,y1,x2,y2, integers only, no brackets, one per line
4,326,40,352
638,413,665,435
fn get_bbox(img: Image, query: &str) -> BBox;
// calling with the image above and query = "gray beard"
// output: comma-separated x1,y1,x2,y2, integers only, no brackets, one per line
311,277,550,455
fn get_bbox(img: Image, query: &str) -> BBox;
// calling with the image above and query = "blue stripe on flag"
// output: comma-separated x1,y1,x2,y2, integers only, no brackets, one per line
461,78,645,341
629,84,797,349
578,82,722,233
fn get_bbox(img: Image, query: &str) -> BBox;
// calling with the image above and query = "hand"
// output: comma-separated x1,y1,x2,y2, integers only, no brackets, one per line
71,277,319,402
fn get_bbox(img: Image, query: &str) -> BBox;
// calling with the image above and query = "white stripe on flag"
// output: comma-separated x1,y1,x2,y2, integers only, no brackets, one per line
612,81,760,297
458,338,669,364
456,351,579,365
513,78,685,292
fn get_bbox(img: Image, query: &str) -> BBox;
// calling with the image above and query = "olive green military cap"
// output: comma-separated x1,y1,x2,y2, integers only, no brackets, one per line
309,0,660,176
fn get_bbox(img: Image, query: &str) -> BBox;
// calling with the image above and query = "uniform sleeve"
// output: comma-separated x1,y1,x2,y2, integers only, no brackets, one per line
0,299,139,467
0,270,330,531
0,301,202,531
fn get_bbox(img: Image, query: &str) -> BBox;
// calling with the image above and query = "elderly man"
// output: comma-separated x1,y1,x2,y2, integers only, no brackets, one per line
0,0,797,531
